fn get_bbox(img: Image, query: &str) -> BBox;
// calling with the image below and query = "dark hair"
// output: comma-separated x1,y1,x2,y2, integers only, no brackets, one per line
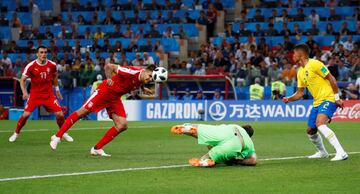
242,125,254,137
36,45,47,52
294,44,310,56
145,64,156,71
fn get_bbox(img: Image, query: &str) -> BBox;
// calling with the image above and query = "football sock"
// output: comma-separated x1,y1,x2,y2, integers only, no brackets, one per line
15,115,28,134
56,112,80,138
56,115,65,128
94,126,120,149
318,125,345,154
308,133,327,153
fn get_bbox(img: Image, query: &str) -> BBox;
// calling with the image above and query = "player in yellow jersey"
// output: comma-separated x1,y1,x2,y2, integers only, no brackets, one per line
283,44,348,161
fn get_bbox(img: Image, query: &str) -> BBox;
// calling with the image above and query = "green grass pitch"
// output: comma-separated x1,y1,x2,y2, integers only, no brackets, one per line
0,120,359,193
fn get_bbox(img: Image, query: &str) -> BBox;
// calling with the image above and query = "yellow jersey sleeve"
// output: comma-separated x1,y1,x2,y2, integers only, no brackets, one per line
297,68,306,88
313,60,329,78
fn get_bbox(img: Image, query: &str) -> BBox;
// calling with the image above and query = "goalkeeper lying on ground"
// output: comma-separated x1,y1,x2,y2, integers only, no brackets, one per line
171,123,257,167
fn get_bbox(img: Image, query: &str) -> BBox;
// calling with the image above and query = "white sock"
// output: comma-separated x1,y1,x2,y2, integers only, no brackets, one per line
317,125,346,154
308,133,327,153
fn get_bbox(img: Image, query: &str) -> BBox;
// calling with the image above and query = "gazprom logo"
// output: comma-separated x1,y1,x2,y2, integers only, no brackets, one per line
209,101,227,121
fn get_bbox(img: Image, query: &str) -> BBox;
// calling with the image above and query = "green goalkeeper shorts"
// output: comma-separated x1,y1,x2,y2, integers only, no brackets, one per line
197,124,255,163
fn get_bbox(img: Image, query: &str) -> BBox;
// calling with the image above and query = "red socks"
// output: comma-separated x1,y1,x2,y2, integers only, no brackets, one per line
56,112,80,138
56,115,65,128
95,127,120,149
15,115,28,134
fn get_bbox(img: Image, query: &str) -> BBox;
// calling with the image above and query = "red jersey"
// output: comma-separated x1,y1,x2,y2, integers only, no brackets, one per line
97,66,144,98
22,59,57,98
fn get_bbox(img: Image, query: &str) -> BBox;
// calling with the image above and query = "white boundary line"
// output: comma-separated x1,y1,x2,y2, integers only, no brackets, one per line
0,126,159,133
0,151,359,182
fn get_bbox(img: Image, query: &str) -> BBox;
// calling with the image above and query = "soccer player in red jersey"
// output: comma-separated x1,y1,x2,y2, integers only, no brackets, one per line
50,64,155,156
9,46,74,142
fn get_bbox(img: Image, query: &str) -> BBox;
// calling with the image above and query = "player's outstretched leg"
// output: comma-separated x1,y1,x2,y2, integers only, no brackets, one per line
54,111,74,142
9,112,31,142
316,115,348,161
171,123,198,137
91,114,126,157
91,126,120,157
50,108,89,150
307,127,329,159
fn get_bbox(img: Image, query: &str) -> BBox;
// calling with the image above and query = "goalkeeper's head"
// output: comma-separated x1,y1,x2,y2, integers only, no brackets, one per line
242,125,254,137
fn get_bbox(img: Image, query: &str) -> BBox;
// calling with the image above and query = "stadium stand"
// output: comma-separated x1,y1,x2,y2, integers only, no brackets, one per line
0,0,359,107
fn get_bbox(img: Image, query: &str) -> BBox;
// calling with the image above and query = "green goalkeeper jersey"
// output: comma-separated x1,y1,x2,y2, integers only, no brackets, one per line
197,124,255,163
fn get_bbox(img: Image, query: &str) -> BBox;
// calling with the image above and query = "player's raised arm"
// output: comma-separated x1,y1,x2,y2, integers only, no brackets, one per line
325,73,344,108
104,63,118,86
19,75,29,100
283,87,305,103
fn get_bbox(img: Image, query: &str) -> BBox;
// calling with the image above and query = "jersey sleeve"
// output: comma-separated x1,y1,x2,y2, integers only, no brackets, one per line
22,63,32,77
314,60,329,78
297,70,306,88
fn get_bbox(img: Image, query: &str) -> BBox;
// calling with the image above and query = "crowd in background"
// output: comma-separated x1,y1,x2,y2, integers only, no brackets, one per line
0,0,359,100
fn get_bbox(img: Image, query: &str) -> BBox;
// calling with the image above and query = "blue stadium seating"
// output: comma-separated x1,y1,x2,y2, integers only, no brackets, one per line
76,0,235,9
0,26,11,39
37,23,199,37
5,12,32,25
1,0,52,11
0,52,160,65
212,35,360,47
61,10,200,22
246,6,359,19
16,38,180,52
232,20,358,33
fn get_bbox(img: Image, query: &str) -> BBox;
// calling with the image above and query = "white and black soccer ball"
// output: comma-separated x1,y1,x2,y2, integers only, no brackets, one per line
152,67,168,82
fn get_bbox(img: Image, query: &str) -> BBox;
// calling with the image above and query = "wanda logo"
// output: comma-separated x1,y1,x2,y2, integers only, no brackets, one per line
333,102,360,120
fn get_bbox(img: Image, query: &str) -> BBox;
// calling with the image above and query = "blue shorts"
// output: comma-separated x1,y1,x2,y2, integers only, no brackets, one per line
308,101,337,129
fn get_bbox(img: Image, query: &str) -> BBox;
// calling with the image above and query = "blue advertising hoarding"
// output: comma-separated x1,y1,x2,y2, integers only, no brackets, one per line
98,100,314,122
205,100,313,121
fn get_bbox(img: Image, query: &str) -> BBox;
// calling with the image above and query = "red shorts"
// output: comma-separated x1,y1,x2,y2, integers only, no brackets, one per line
25,95,62,113
83,89,126,118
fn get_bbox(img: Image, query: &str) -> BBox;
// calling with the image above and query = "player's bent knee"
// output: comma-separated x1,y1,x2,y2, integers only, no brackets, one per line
114,123,128,132
307,128,317,135
315,120,327,128
54,111,64,118
22,112,31,118
76,107,90,117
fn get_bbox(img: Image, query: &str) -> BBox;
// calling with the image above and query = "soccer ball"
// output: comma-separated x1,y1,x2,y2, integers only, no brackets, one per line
152,67,168,82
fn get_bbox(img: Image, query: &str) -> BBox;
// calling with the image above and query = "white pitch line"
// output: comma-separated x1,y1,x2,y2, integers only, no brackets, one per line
0,152,359,182
0,126,159,133
0,164,189,182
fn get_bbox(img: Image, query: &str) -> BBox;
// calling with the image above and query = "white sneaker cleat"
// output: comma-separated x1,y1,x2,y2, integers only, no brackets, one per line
90,147,111,157
308,151,329,159
331,152,348,161
62,133,74,142
9,133,19,142
50,135,61,150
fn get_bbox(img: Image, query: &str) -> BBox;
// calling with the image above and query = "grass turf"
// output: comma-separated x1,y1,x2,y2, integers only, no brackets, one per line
0,120,359,193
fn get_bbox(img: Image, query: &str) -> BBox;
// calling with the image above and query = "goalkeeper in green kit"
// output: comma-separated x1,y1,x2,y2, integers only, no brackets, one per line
171,123,257,167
